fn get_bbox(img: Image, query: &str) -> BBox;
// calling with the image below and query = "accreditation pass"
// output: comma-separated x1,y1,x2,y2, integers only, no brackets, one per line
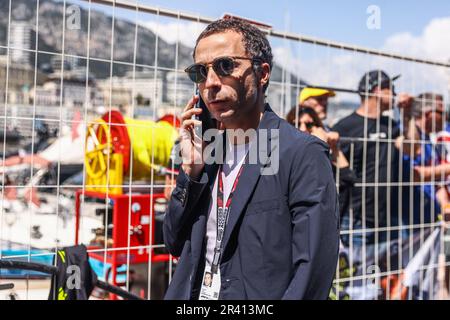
199,265,221,300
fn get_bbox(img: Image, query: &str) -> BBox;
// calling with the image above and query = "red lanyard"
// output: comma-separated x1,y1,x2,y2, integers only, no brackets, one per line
211,163,244,274
217,164,244,209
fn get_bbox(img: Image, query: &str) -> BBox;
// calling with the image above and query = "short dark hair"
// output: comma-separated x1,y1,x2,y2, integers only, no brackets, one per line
193,18,273,92
286,106,324,129
412,92,444,117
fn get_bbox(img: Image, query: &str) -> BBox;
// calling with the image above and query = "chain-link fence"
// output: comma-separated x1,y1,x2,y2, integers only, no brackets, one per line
1,0,450,300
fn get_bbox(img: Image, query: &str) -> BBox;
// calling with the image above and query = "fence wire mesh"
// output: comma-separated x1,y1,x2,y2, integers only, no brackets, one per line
0,0,450,300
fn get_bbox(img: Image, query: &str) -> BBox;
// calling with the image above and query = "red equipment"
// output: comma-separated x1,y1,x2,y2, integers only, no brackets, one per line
74,190,173,299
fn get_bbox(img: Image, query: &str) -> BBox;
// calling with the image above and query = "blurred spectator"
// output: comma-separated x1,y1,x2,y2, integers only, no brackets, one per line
286,105,323,133
396,93,446,225
332,70,402,247
298,87,336,125
286,106,356,218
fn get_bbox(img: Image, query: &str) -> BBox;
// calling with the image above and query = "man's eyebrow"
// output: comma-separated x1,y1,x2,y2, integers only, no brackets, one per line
193,56,221,65
194,58,206,64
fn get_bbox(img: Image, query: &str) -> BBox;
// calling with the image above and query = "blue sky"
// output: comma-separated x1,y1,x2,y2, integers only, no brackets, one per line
136,0,450,98
70,0,450,49
134,0,450,49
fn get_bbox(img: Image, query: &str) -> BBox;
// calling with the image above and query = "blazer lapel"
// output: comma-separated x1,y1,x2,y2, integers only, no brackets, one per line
220,104,281,254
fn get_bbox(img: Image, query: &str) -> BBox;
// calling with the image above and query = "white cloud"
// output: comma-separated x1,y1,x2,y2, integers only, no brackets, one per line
140,17,450,104
382,17,450,62
272,17,450,103
139,20,203,48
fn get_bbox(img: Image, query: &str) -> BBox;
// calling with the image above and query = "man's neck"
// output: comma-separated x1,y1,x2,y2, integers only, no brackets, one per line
224,102,265,145
356,99,382,119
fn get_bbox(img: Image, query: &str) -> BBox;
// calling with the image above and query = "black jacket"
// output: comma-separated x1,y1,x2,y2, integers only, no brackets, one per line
164,104,340,300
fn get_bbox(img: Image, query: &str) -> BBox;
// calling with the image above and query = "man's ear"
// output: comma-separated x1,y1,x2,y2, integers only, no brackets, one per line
257,62,271,88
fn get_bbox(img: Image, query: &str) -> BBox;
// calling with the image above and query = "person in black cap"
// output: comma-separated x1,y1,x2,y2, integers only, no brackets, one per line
358,70,400,102
332,70,402,251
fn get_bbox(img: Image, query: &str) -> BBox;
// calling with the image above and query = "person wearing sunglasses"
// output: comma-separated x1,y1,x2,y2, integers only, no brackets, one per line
164,18,339,300
286,106,324,134
286,106,355,218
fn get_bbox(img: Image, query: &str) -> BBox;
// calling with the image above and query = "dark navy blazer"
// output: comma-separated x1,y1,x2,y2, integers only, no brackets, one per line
164,104,339,300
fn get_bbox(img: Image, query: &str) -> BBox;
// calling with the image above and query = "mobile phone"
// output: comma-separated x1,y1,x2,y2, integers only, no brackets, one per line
193,88,217,137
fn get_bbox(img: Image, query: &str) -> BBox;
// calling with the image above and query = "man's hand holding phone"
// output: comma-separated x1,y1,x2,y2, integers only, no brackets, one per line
179,95,205,180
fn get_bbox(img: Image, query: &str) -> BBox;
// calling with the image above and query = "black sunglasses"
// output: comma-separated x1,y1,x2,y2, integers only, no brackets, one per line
295,121,315,130
184,56,261,83
303,122,315,130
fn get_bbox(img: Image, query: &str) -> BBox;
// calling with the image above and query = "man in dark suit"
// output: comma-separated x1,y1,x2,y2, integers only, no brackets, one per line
164,18,339,300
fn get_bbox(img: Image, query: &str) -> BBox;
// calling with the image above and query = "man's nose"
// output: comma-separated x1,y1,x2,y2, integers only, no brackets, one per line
299,123,307,132
204,66,221,89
